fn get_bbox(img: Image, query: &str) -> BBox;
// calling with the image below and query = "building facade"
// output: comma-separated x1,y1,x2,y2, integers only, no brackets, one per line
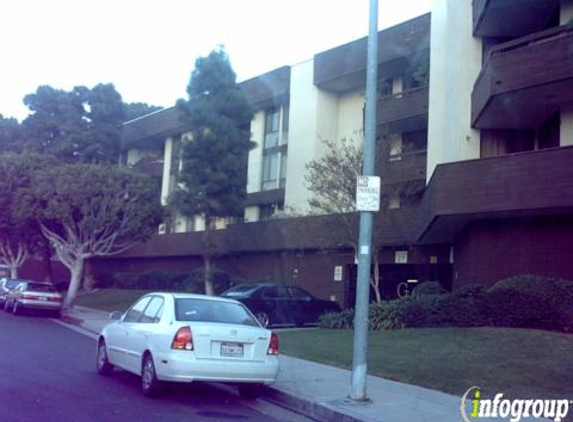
93,1,573,305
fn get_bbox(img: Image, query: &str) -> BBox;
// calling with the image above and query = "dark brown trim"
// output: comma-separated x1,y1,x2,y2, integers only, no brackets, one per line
245,189,285,207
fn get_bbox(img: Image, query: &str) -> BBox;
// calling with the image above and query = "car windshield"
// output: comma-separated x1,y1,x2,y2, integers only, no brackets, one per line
175,298,259,327
27,283,57,293
5,280,20,289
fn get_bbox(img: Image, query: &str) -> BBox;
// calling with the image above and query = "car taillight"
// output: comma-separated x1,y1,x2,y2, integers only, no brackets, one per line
267,332,279,356
21,294,39,300
171,326,193,351
49,297,63,302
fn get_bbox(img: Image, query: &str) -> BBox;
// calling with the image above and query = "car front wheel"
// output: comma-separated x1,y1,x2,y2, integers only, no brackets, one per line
96,340,113,376
141,354,161,397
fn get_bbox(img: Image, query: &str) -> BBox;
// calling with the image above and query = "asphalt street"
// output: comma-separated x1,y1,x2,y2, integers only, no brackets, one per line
0,310,306,422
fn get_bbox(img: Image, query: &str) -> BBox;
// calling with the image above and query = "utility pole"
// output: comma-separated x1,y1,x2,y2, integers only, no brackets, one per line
350,0,378,402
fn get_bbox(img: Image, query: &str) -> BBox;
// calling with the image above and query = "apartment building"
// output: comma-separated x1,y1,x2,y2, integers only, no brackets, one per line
93,1,573,305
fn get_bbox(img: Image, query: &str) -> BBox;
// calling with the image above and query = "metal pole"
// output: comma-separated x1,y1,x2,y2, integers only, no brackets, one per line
350,0,378,402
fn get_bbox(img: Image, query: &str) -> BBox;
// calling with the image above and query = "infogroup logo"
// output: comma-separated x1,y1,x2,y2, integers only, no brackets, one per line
460,387,570,422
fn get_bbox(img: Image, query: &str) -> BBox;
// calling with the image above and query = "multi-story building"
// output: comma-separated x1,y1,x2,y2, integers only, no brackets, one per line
92,1,573,306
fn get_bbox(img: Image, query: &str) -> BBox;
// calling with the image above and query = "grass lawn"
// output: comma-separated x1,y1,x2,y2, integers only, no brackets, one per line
278,328,573,399
75,288,153,312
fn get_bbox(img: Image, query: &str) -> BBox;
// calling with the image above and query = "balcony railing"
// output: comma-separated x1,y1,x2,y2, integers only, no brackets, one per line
380,149,427,184
417,145,573,243
472,25,573,129
378,86,429,131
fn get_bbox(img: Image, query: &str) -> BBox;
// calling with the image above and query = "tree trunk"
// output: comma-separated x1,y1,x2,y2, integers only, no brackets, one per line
203,213,214,296
41,238,54,283
63,259,84,310
371,250,382,303
10,266,18,279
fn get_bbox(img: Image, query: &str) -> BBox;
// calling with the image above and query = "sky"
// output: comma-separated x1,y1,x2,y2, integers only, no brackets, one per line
0,0,431,121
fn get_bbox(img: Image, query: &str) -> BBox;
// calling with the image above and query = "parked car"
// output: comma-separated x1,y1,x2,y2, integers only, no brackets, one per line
221,283,341,328
0,278,22,306
3,280,63,317
97,293,279,398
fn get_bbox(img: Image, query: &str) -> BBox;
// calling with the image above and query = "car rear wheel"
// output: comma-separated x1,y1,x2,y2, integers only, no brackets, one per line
141,353,161,397
254,311,270,328
238,383,262,400
96,340,113,376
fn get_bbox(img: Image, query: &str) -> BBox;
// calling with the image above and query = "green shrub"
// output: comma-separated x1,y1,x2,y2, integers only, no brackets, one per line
412,281,447,297
369,299,410,330
487,274,573,331
319,308,354,329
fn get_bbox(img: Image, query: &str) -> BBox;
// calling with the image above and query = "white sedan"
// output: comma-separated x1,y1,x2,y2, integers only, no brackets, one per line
97,292,280,398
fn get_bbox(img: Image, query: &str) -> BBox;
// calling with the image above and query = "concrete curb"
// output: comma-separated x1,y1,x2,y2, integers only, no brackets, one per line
260,386,365,422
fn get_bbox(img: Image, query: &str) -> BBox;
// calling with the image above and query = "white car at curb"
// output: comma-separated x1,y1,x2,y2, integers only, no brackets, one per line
96,292,280,398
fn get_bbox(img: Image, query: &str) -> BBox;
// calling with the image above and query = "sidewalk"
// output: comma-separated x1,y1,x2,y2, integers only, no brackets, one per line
59,306,545,422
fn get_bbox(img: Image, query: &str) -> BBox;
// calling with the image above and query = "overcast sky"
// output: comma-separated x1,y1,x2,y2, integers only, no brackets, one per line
1,0,431,121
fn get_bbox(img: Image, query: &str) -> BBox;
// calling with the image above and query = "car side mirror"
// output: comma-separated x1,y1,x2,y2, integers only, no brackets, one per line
109,311,123,321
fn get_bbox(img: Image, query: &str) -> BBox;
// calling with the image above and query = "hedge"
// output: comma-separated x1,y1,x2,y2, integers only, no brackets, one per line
319,276,573,333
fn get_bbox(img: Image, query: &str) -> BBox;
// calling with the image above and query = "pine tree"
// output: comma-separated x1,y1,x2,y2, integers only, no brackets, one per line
170,48,254,295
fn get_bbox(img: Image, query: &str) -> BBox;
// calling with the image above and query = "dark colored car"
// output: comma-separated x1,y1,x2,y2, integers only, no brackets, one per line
222,283,341,328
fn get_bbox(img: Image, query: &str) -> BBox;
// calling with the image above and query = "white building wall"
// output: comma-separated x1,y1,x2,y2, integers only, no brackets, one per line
160,137,173,206
284,59,320,213
561,103,573,146
427,0,482,182
560,0,573,24
337,89,365,147
126,149,144,166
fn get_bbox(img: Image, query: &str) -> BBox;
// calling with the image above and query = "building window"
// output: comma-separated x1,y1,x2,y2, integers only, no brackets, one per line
262,105,289,191
260,202,284,220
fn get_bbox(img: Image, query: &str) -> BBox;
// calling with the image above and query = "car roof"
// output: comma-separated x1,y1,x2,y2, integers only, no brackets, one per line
142,292,241,305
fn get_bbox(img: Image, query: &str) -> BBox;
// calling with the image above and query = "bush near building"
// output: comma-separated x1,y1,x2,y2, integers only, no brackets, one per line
319,275,573,333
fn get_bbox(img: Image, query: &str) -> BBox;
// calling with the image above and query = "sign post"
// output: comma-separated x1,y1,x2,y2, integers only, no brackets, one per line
350,0,378,402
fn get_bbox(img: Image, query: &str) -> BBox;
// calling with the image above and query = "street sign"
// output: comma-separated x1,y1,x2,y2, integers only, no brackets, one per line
356,175,381,212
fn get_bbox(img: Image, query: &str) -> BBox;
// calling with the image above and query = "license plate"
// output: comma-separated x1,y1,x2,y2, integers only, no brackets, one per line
221,342,243,358
38,297,47,301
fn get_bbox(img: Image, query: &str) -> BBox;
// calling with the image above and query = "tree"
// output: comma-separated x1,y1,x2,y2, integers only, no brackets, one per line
305,136,422,303
124,102,163,121
17,164,163,308
22,83,126,164
170,48,254,295
0,152,56,278
0,114,24,153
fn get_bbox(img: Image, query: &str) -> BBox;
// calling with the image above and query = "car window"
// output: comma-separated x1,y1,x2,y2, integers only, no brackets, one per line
140,296,164,323
222,284,259,298
175,298,258,327
123,296,152,323
287,287,314,300
6,280,20,289
262,285,287,299
27,283,57,293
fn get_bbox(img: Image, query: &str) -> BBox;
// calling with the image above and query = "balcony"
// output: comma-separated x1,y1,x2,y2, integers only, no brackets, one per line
473,0,559,38
378,87,428,133
472,26,573,129
417,146,573,244
379,150,426,185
